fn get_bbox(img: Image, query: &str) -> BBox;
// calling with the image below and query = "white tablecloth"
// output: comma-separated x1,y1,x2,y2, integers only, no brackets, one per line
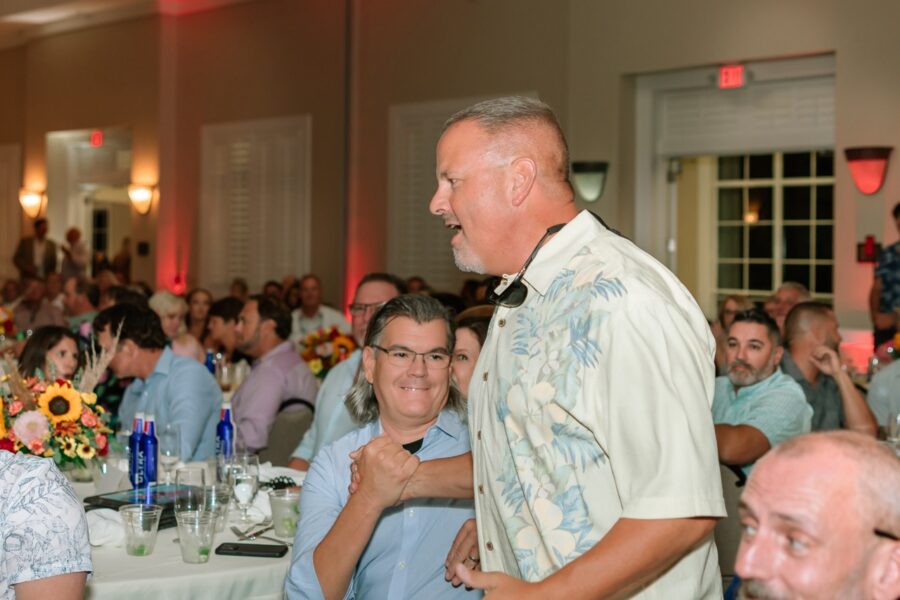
72,481,294,600
84,521,291,600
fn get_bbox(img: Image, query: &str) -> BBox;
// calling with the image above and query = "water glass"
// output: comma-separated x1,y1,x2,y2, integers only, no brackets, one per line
175,511,217,564
269,489,300,538
159,424,182,484
175,467,206,513
216,362,234,393
119,504,163,556
203,483,232,533
228,453,259,523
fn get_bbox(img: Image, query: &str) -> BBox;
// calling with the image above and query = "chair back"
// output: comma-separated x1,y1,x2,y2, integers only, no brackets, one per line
715,463,747,580
258,399,314,467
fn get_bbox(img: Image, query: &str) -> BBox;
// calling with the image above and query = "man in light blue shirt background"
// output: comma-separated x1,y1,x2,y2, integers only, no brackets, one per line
712,309,811,475
288,272,406,471
95,303,221,461
286,295,480,600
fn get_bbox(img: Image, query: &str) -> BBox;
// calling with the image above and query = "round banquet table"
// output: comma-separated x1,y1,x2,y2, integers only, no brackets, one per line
84,518,292,600
72,482,293,600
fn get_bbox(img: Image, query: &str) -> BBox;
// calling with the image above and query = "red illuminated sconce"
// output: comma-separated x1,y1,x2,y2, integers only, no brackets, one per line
857,235,882,263
844,146,892,195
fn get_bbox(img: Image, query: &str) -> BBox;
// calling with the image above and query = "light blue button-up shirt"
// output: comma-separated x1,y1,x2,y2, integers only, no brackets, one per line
285,409,481,600
119,347,221,461
712,367,811,475
291,350,361,463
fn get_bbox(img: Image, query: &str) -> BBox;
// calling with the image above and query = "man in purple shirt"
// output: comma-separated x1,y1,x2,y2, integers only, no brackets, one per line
232,294,318,452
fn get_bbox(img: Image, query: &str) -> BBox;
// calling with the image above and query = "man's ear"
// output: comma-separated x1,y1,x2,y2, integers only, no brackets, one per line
771,344,784,366
871,541,900,600
509,157,536,207
362,346,376,384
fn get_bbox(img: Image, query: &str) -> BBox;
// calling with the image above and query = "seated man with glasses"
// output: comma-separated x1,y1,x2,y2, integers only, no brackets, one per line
735,431,900,599
287,273,407,471
285,294,480,600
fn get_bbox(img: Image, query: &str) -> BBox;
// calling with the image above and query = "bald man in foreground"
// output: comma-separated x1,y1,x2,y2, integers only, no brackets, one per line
352,96,725,598
736,431,900,599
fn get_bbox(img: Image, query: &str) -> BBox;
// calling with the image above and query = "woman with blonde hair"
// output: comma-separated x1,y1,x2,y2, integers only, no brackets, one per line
148,290,188,340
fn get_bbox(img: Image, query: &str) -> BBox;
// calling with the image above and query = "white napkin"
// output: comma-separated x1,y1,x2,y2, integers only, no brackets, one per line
86,509,125,547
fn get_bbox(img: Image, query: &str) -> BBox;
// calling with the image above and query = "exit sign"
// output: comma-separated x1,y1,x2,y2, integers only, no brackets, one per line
90,130,103,147
718,64,745,89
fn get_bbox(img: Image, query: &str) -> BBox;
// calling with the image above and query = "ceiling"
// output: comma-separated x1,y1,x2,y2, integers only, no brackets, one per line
0,0,254,48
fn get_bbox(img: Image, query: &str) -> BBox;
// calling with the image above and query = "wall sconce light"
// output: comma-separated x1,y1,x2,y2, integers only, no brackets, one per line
844,147,892,195
18,189,46,219
571,161,609,202
857,235,882,263
128,184,155,215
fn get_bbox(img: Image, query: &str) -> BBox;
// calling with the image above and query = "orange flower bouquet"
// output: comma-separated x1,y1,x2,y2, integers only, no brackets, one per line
0,378,112,469
0,327,118,469
299,326,356,381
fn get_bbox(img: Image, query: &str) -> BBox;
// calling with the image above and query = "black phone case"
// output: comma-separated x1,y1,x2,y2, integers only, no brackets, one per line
215,542,289,558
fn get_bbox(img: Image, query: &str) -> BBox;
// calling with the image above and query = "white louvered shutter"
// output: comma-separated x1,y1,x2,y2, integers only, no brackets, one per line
200,116,311,295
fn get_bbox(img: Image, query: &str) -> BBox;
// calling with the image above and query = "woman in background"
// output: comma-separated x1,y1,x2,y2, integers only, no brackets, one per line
149,291,188,340
185,288,213,346
19,326,83,380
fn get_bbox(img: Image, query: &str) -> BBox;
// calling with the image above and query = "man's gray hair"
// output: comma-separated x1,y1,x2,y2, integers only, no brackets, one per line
443,96,570,180
345,294,464,424
766,431,900,537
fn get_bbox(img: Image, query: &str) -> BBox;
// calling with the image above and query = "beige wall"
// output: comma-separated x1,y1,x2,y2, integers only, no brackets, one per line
568,0,900,328
0,46,25,145
18,17,160,284
347,0,571,304
169,0,348,302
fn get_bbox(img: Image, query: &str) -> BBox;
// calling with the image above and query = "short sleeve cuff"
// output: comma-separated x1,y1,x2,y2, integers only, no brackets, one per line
621,495,727,520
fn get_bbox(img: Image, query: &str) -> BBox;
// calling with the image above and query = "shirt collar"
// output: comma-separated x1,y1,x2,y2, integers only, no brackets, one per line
371,408,466,444
493,210,604,299
732,367,786,399
255,340,295,366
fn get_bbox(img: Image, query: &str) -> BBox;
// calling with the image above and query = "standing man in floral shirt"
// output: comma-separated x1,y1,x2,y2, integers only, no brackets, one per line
352,97,724,599
870,202,900,348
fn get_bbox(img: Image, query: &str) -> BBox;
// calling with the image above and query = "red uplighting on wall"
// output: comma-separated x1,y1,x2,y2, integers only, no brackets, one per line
718,64,745,89
172,272,186,295
844,147,892,195
90,130,103,147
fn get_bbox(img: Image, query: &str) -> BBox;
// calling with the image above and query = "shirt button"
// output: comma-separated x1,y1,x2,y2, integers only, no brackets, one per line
398,561,406,569
498,319,506,327
478,485,484,494
477,430,482,441
486,542,494,551
408,509,414,516
482,372,488,382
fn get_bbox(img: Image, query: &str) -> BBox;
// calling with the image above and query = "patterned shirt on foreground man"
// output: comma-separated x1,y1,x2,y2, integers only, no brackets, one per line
0,452,92,599
351,96,725,599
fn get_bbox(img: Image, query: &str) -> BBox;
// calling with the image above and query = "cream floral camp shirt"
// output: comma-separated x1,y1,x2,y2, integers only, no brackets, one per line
469,210,725,598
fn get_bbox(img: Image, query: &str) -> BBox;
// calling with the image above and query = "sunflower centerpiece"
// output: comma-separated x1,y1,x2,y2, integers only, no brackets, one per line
0,377,111,470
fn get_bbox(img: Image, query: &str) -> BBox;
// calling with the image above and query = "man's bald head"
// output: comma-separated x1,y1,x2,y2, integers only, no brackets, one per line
444,96,571,187
736,431,900,599
764,431,900,532
783,300,834,347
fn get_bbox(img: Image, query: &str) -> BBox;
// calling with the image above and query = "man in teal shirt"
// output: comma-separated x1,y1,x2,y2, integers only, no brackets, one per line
712,309,811,475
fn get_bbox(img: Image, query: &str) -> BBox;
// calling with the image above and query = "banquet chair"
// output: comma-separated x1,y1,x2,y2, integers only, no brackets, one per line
258,399,314,467
714,464,746,589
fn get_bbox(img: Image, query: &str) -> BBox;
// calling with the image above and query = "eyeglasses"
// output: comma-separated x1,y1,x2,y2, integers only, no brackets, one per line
488,223,565,308
371,345,451,369
348,301,387,316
